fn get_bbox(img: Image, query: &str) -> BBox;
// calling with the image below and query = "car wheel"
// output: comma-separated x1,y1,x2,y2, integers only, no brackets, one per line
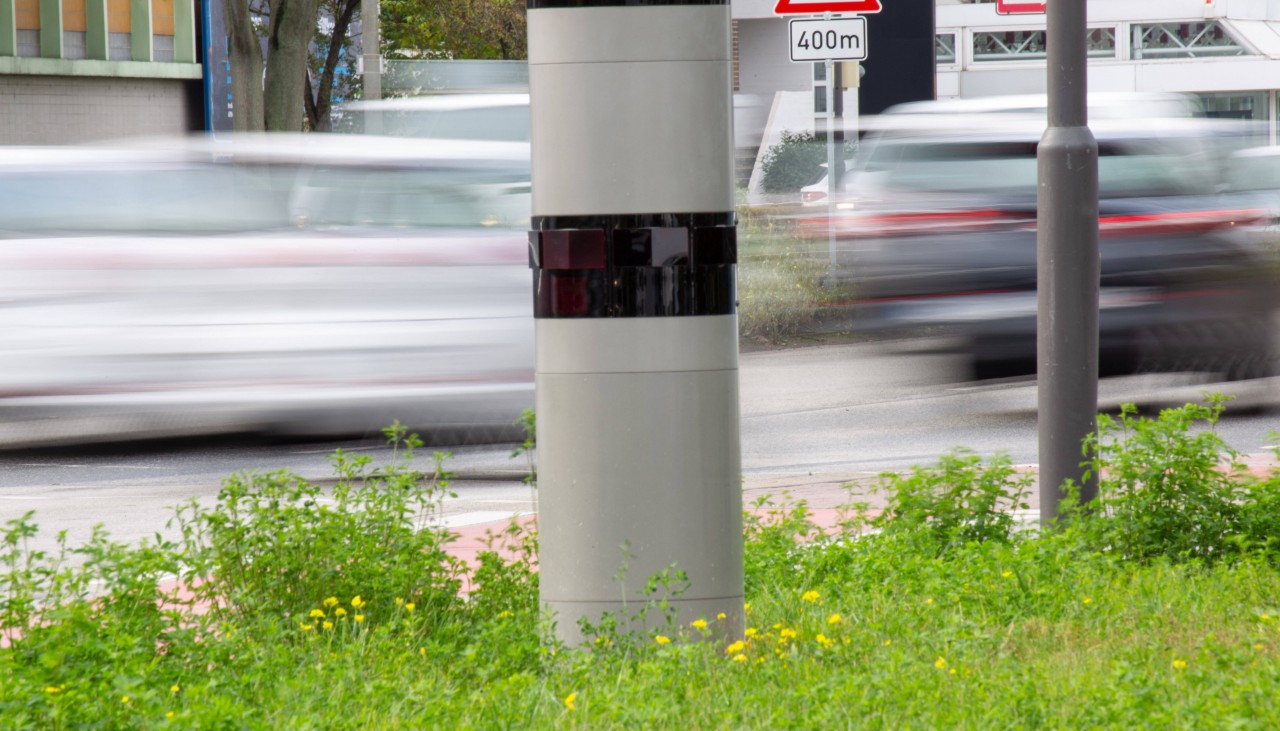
1135,317,1275,382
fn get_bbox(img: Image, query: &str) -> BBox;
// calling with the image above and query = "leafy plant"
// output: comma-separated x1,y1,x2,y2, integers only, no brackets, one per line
759,130,828,193
172,421,466,627
871,449,1033,554
1077,397,1250,562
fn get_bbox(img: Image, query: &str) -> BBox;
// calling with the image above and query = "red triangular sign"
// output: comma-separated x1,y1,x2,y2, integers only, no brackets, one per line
774,0,883,14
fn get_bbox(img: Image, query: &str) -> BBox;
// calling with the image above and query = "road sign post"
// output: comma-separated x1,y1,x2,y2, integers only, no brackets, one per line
777,1,875,281
997,0,1048,15
1038,0,1099,524
775,0,881,13
788,16,867,62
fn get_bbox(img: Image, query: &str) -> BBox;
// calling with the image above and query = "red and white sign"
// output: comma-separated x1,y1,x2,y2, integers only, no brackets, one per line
996,0,1047,14
774,0,882,16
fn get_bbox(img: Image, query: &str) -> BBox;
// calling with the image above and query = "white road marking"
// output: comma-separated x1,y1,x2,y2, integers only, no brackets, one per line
441,511,530,528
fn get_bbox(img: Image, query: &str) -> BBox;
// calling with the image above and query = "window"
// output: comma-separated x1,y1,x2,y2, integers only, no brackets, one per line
973,29,1045,62
1132,22,1246,60
972,27,1116,63
936,33,957,65
1086,28,1116,59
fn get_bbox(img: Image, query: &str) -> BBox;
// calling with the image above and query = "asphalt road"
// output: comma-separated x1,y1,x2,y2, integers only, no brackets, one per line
1,338,1277,555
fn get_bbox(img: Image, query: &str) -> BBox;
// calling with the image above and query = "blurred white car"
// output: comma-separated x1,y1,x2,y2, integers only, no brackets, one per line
0,135,534,448
332,93,530,142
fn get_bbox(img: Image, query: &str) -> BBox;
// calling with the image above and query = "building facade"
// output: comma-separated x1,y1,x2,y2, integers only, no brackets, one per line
735,0,1280,195
0,0,202,144
937,0,1280,143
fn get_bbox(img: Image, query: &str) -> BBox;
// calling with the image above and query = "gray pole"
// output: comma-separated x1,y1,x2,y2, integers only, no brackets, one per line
361,0,381,102
1037,0,1099,524
826,56,838,277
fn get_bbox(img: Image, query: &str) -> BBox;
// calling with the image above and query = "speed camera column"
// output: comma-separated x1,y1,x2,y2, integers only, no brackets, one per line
527,0,744,645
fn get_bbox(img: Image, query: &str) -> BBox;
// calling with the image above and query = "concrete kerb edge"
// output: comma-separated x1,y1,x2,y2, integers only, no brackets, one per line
305,470,533,486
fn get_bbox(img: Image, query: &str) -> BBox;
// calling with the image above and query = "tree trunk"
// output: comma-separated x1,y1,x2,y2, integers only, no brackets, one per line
307,0,358,132
224,0,265,130
264,0,319,131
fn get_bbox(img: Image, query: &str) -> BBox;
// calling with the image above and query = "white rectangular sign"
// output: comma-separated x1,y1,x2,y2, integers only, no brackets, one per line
789,17,868,63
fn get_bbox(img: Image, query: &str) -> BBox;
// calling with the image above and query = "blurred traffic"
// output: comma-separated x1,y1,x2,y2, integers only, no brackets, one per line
787,94,1279,383
2,90,1277,448
0,133,533,448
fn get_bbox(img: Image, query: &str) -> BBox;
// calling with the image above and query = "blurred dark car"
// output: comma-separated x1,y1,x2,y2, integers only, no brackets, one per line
806,115,1275,381
0,135,533,448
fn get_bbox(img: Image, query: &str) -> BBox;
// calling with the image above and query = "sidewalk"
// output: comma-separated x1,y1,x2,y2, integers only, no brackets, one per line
441,448,1279,566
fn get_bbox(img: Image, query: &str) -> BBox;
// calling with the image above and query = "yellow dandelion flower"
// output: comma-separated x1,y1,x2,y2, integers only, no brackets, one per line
354,614,365,623
322,621,334,631
949,668,957,676
351,596,365,609
801,590,820,603
45,686,61,695
335,607,348,618
827,613,843,626
732,654,748,663
166,711,175,719
655,635,671,646
779,628,798,642
300,623,315,632
170,684,180,694
405,603,415,612
884,639,892,646
691,618,708,631
497,610,514,619
309,609,325,619
1082,597,1093,605
935,657,947,669
122,696,130,704
717,612,727,621
564,692,578,712
1172,659,1187,670
926,598,934,606
816,634,835,649
419,647,426,657
745,627,759,638
726,641,746,655
744,602,751,613
1002,571,1013,578
395,597,404,606
1254,644,1264,651
323,596,339,608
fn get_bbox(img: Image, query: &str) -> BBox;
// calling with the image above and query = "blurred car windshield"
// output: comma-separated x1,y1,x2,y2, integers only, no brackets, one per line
1227,151,1280,192
0,139,532,237
0,164,294,236
333,97,530,142
862,137,1216,198
291,166,531,230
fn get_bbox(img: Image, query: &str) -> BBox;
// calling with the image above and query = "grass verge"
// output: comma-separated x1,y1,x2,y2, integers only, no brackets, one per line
2,404,1279,729
736,202,834,345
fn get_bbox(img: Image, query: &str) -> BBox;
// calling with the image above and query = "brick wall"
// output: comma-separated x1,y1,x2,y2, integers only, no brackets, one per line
0,75,199,144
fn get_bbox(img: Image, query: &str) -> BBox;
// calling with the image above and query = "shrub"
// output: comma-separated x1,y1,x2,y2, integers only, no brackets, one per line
1076,397,1250,563
871,450,1033,554
172,422,468,628
759,130,828,193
